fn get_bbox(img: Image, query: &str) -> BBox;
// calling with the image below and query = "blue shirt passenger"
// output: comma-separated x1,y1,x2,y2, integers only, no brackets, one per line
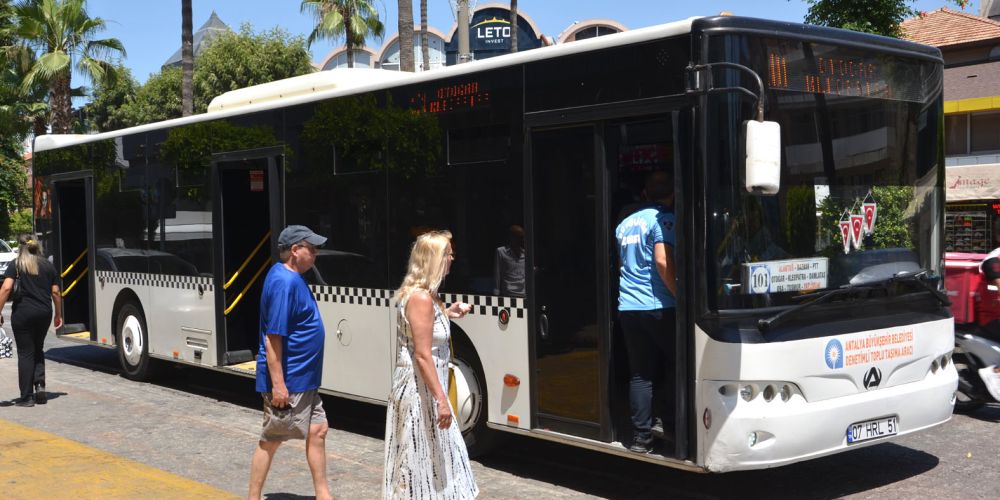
616,203,676,311
255,263,325,393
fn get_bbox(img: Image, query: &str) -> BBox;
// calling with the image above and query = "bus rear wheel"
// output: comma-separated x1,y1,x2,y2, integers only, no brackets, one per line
116,302,153,381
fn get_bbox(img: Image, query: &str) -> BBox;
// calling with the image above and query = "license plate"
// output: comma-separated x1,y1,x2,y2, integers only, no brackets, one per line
846,416,898,444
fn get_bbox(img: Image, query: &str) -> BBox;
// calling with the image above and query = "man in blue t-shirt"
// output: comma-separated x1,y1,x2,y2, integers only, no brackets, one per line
615,171,677,454
248,225,332,500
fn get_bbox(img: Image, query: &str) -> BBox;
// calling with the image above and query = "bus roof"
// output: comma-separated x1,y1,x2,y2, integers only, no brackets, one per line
34,16,699,153
33,15,943,154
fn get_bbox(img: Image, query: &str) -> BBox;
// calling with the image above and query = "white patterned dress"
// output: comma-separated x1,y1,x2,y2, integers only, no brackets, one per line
384,298,479,499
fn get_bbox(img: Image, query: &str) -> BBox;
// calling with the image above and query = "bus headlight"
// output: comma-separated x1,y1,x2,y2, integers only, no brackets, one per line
739,385,755,401
762,385,776,402
748,432,758,447
779,384,792,402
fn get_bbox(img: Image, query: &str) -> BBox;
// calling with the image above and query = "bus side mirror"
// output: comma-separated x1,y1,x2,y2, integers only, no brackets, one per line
744,120,781,195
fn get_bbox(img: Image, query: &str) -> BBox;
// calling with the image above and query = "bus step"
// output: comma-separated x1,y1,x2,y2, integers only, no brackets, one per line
60,331,91,340
225,361,257,375
57,323,87,334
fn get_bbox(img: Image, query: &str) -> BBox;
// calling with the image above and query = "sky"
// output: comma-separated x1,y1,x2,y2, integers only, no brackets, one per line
81,0,982,87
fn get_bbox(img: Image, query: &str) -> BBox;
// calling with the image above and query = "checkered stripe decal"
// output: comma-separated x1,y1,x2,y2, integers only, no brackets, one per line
309,286,392,307
441,293,526,319
307,287,526,319
96,271,214,292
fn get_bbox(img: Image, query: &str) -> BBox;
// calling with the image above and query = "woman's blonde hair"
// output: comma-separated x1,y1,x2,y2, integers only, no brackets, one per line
15,234,42,276
394,230,452,304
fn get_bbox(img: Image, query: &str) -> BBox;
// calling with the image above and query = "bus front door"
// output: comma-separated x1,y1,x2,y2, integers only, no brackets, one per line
212,150,283,366
529,113,687,457
529,125,607,440
51,175,96,340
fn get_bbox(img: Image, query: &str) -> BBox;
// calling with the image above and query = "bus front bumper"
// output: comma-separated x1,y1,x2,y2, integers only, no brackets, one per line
700,365,958,472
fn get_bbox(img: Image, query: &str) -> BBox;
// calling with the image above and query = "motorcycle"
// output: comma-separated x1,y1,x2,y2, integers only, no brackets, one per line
953,325,1000,412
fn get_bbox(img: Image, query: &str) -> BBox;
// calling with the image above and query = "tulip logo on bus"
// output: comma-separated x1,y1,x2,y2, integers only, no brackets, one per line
825,339,844,369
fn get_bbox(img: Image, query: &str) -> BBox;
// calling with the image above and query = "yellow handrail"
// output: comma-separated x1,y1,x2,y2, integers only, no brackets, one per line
224,258,272,315
223,231,272,290
61,249,88,279
62,267,88,297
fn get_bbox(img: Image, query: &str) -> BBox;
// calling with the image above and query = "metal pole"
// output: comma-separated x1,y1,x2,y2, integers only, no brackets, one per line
457,0,471,63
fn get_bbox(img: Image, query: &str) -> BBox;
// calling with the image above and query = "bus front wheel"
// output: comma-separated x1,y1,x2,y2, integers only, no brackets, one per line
452,332,501,457
116,302,153,381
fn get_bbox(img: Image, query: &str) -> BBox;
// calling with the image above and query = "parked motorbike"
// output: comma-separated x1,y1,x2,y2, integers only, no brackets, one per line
953,325,1000,412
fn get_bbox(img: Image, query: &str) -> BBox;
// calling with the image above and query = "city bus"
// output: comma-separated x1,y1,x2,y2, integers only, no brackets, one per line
30,15,956,472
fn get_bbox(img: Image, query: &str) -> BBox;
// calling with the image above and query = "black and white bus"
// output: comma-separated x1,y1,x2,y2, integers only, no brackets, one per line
32,15,955,472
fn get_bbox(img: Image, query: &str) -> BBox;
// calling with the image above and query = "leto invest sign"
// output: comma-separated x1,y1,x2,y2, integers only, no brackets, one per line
472,17,512,51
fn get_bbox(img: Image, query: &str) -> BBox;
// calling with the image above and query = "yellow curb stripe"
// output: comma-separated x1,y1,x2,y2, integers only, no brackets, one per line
0,418,238,499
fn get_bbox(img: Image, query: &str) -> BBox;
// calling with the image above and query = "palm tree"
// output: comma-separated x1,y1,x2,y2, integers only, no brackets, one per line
2,0,126,134
420,0,429,71
397,0,414,72
509,0,518,53
301,0,384,69
181,0,193,116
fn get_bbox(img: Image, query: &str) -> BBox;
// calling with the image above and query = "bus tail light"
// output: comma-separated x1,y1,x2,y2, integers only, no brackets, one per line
503,374,520,387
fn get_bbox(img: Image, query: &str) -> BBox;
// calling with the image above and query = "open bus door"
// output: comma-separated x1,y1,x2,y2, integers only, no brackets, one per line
212,148,284,366
527,108,689,459
50,173,97,342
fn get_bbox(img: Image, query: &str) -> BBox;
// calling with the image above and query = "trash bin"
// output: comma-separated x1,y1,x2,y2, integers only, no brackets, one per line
945,252,987,324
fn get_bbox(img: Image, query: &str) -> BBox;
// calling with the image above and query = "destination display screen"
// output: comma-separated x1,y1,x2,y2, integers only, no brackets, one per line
408,80,491,114
764,39,933,102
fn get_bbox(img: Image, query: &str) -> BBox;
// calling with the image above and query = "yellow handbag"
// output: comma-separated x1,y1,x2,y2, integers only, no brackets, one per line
448,335,458,411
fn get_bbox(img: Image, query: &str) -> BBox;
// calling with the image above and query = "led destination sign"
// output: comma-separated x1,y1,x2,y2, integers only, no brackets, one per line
764,40,929,102
408,81,491,114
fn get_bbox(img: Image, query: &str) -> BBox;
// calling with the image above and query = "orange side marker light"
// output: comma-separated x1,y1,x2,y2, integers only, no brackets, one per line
172,351,180,359
507,414,520,425
503,374,520,387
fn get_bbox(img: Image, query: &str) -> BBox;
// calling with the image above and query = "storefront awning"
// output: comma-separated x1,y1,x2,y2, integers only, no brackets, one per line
946,163,1000,202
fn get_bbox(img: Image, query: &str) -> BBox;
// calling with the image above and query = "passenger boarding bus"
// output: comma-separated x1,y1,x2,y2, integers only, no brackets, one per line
31,16,956,472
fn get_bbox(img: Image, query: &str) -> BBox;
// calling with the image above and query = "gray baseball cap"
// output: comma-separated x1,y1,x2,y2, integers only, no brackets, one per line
278,225,327,248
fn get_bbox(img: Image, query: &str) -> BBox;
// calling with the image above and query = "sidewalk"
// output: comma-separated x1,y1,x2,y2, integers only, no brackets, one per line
0,417,237,499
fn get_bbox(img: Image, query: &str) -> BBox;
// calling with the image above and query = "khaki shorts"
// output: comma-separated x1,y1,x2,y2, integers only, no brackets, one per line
260,390,326,442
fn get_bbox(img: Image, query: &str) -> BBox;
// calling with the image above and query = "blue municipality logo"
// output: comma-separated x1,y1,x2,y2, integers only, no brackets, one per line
824,339,844,369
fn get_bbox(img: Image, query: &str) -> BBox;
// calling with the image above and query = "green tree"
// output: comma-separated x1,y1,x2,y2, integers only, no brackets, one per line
191,24,313,112
1,0,126,133
300,0,384,68
82,63,136,132
0,153,29,239
116,66,182,127
803,0,971,38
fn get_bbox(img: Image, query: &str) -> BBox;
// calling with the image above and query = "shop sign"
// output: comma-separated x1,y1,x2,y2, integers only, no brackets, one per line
471,17,512,51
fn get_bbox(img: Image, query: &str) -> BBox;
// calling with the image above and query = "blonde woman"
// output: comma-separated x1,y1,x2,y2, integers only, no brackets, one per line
0,235,62,407
384,230,478,499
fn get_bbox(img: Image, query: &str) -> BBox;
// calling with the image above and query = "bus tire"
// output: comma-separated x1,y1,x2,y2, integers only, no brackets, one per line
116,301,153,381
953,349,985,413
451,330,501,457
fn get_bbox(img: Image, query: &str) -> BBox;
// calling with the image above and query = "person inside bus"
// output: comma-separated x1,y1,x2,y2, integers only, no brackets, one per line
494,224,525,297
0,235,63,407
248,225,332,500
384,230,478,498
615,171,677,454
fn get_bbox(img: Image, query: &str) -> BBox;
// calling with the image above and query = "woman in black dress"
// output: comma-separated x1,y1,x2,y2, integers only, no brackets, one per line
0,235,63,406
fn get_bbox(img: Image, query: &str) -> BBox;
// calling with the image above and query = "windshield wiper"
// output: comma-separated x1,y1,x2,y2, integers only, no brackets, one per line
756,269,950,334
885,269,950,306
757,285,874,333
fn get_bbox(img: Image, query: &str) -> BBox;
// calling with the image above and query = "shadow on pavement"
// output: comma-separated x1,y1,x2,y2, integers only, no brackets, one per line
478,437,939,499
965,403,1000,423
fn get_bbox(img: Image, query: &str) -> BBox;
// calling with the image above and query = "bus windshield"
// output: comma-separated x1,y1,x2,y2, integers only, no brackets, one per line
706,35,944,310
